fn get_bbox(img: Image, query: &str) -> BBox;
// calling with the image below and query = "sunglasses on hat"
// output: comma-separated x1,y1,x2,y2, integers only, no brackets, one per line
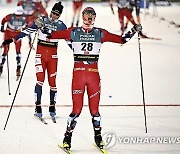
84,10,96,15
51,11,60,16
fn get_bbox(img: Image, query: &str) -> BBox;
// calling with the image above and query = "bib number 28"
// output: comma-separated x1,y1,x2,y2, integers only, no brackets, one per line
81,43,93,51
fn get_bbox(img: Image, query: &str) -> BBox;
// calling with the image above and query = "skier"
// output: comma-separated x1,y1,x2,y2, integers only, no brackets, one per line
110,0,147,38
0,6,27,78
17,0,48,24
17,0,48,48
109,0,137,35
124,0,141,30
47,7,142,152
1,2,70,119
71,0,84,27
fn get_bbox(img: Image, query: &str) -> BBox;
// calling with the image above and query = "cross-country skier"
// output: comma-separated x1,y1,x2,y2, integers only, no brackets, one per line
17,0,48,48
47,7,142,152
110,0,147,38
124,0,141,30
1,2,70,119
0,6,27,78
17,0,48,24
109,0,137,35
71,0,84,27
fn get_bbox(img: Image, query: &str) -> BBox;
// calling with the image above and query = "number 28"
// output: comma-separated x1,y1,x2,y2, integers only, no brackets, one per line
81,43,93,51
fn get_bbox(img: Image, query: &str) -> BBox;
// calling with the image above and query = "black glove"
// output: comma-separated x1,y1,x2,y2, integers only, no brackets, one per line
1,25,5,32
131,24,142,33
2,38,14,46
46,33,52,39
42,26,51,35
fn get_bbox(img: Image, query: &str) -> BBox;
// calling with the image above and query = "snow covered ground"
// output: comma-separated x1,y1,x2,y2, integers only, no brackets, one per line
0,1,180,154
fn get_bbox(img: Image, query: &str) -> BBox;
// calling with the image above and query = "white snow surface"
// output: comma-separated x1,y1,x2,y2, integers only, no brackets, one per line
0,1,180,154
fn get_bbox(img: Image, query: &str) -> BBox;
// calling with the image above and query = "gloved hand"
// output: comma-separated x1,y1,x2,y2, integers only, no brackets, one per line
1,25,5,32
46,33,52,39
2,38,14,46
35,16,44,28
131,24,142,33
42,26,51,35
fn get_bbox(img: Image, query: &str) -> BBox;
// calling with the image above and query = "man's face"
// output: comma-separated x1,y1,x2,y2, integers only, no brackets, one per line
50,12,60,21
82,10,96,25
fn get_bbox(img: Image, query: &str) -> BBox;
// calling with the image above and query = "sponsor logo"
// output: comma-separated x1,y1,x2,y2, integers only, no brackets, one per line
52,55,58,58
73,89,83,94
90,91,100,98
35,57,41,65
36,65,43,73
35,54,41,58
79,34,95,41
50,72,57,77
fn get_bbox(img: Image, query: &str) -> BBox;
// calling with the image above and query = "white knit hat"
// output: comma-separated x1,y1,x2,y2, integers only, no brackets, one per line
15,6,23,15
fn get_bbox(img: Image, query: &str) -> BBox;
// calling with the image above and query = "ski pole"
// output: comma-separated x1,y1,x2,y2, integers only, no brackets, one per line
0,45,3,55
6,54,11,95
137,32,148,133
4,32,37,130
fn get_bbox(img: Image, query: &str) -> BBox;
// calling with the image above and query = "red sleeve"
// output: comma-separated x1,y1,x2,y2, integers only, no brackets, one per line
51,27,75,40
100,28,124,44
1,14,11,25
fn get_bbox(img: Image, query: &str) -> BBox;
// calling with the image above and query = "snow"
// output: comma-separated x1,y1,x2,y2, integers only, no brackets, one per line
0,1,180,154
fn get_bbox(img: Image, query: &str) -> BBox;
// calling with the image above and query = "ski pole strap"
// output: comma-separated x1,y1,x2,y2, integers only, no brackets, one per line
121,30,135,43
